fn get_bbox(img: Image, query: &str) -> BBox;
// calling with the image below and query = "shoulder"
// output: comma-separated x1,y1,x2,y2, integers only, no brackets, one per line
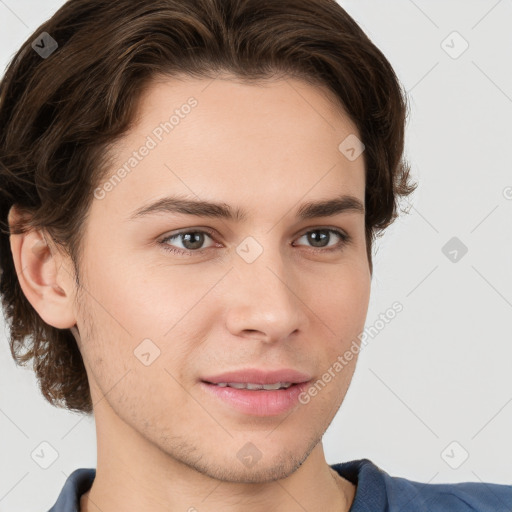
331,458,512,512
383,470,512,511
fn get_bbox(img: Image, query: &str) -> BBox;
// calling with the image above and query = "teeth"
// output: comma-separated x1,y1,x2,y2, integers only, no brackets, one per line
214,382,293,390
227,382,247,389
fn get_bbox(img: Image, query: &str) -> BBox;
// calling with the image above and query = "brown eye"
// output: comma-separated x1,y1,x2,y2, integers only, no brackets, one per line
294,228,350,252
160,229,217,255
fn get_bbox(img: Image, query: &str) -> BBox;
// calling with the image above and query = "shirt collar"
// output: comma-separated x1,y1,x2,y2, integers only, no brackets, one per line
330,458,388,511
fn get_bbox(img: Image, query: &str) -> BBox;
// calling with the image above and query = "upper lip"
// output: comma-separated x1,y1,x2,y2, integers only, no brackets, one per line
202,368,312,385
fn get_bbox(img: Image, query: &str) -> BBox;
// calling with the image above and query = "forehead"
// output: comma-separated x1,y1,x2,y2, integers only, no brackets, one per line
135,73,358,141
93,75,365,221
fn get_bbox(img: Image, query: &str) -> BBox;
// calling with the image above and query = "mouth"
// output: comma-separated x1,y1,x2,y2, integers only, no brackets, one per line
201,367,312,386
203,381,295,390
199,368,313,416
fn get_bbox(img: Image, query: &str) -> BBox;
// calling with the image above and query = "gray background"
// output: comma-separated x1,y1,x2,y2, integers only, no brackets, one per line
1,0,511,510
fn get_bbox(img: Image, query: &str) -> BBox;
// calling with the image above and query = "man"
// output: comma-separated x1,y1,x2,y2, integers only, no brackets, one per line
0,0,510,510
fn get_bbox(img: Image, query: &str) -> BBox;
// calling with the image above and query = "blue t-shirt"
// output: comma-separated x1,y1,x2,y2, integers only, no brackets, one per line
48,458,512,511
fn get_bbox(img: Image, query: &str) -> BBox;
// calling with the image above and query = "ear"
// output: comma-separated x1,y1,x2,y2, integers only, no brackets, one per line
7,205,78,329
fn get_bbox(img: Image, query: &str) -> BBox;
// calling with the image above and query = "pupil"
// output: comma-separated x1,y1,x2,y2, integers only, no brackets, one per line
309,230,329,247
183,232,204,250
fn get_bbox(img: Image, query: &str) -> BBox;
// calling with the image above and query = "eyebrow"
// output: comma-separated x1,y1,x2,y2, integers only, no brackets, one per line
127,193,365,222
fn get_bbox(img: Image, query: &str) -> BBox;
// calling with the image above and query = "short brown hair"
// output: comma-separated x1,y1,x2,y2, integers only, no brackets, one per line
0,0,416,414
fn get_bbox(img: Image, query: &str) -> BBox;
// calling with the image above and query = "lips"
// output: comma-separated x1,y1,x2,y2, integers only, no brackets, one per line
201,368,312,386
199,368,314,415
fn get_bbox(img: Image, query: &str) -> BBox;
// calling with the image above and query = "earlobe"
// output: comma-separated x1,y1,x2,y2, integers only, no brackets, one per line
8,206,77,330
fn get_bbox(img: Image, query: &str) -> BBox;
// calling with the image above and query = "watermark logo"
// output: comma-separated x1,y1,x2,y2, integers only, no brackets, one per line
441,31,469,60
236,236,264,263
134,338,161,366
338,134,365,161
236,442,263,468
441,440,469,469
442,236,468,263
32,32,58,59
31,441,59,469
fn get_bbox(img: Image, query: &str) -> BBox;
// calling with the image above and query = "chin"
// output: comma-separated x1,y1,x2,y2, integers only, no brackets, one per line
181,432,320,484
194,453,304,484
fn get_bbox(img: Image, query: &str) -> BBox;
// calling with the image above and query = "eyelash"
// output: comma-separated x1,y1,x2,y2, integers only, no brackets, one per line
158,227,351,256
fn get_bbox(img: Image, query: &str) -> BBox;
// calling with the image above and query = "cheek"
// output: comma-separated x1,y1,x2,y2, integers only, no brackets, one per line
310,264,371,339
80,246,185,337
76,254,213,384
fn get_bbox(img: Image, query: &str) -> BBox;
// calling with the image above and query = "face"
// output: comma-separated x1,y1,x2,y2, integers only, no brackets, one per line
72,75,371,483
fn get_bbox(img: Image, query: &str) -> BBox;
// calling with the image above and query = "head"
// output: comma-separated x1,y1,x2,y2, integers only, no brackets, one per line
0,0,415,483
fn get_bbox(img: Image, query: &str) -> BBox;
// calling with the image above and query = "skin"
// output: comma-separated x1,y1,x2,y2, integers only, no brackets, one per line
9,74,371,511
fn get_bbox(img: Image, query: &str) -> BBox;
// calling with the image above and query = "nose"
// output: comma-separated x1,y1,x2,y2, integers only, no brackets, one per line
224,241,309,344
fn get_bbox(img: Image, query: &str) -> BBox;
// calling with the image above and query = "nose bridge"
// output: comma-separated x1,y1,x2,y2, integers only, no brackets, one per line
236,232,292,297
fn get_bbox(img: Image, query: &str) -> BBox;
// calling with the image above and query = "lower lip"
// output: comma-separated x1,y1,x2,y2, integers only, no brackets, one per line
200,381,311,416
